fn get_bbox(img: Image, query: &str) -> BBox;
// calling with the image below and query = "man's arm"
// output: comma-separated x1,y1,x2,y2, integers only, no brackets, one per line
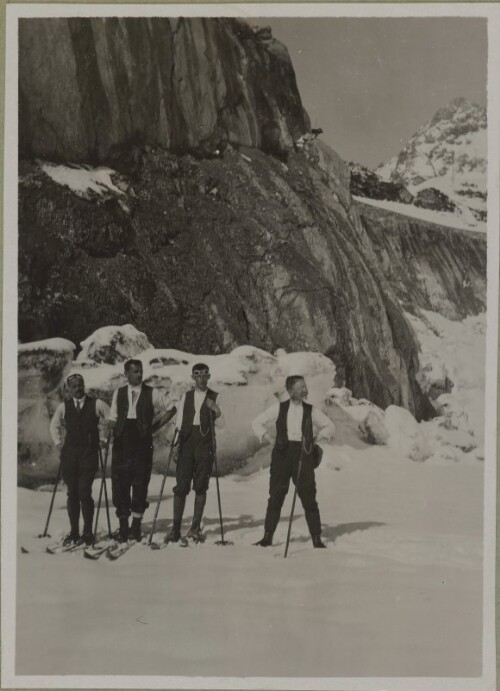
96,399,111,443
49,403,66,448
152,388,178,432
96,399,111,421
107,389,119,433
252,402,280,443
206,396,224,427
312,407,336,441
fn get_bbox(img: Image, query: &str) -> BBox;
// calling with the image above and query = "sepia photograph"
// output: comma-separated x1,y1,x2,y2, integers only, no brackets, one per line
2,3,498,689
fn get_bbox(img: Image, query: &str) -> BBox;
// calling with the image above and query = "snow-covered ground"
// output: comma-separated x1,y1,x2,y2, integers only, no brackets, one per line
17,437,483,678
353,195,486,233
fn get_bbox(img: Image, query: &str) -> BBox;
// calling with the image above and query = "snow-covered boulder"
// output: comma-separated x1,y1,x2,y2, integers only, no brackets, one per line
416,362,453,401
359,409,389,445
77,324,151,365
18,338,76,486
326,387,352,407
18,338,75,398
385,405,431,462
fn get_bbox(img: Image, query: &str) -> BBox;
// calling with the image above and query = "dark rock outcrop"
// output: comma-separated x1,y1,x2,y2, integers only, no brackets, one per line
414,187,456,213
350,163,414,204
19,17,309,162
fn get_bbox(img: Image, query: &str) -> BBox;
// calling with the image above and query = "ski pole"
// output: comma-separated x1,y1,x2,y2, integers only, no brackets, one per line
148,428,179,546
38,453,63,538
209,413,232,546
284,437,306,558
98,434,113,540
93,433,112,546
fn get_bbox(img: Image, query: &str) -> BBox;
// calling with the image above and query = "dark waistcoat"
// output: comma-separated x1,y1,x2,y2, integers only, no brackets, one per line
114,385,154,439
63,397,99,451
275,399,314,451
180,388,218,442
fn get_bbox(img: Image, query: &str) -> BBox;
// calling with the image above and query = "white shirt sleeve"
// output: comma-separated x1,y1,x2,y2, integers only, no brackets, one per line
95,399,111,443
252,402,280,442
312,407,336,441
108,389,119,423
173,393,186,431
95,399,111,421
49,402,66,447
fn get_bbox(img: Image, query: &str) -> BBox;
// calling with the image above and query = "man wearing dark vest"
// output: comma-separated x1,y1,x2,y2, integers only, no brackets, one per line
108,359,176,542
165,362,222,543
49,373,110,545
252,375,335,549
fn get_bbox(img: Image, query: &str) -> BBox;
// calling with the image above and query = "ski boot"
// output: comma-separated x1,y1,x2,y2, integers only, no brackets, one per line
186,526,205,544
117,517,129,543
130,517,142,542
164,523,181,544
63,531,80,546
81,531,94,546
312,534,327,548
254,531,274,547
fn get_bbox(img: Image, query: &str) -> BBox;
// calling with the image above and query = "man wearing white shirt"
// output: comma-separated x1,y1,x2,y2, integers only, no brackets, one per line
252,375,336,549
165,362,222,543
49,373,110,545
108,359,176,542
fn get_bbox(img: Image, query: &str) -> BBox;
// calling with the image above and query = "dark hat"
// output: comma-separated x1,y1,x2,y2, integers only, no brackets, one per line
66,373,84,385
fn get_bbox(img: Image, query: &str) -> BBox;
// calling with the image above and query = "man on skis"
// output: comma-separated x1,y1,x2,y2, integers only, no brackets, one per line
108,359,176,542
252,375,335,548
165,362,222,544
49,373,110,545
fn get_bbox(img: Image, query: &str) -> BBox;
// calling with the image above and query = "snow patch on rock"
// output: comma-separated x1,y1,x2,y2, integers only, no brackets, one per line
39,161,126,200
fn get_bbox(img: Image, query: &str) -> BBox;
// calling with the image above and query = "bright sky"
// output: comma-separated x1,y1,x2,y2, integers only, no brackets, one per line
258,18,487,168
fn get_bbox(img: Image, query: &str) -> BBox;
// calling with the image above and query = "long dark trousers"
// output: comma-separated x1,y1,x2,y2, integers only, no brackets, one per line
112,421,153,518
173,426,213,498
264,441,321,536
61,446,98,534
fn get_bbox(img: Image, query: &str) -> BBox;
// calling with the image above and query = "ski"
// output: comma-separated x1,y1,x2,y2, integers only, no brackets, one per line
106,537,145,560
106,542,131,560
83,540,115,560
46,540,86,555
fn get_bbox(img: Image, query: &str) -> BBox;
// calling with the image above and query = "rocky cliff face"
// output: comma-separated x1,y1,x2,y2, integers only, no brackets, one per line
19,17,486,423
19,17,309,162
357,201,486,320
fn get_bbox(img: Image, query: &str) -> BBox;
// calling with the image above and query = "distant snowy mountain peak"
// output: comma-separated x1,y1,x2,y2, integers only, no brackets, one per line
377,98,487,220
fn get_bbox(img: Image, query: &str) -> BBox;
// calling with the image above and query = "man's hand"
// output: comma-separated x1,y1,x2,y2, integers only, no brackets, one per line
107,420,116,436
205,399,221,418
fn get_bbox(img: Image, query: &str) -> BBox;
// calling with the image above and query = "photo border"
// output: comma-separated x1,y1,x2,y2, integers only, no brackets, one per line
2,3,499,690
